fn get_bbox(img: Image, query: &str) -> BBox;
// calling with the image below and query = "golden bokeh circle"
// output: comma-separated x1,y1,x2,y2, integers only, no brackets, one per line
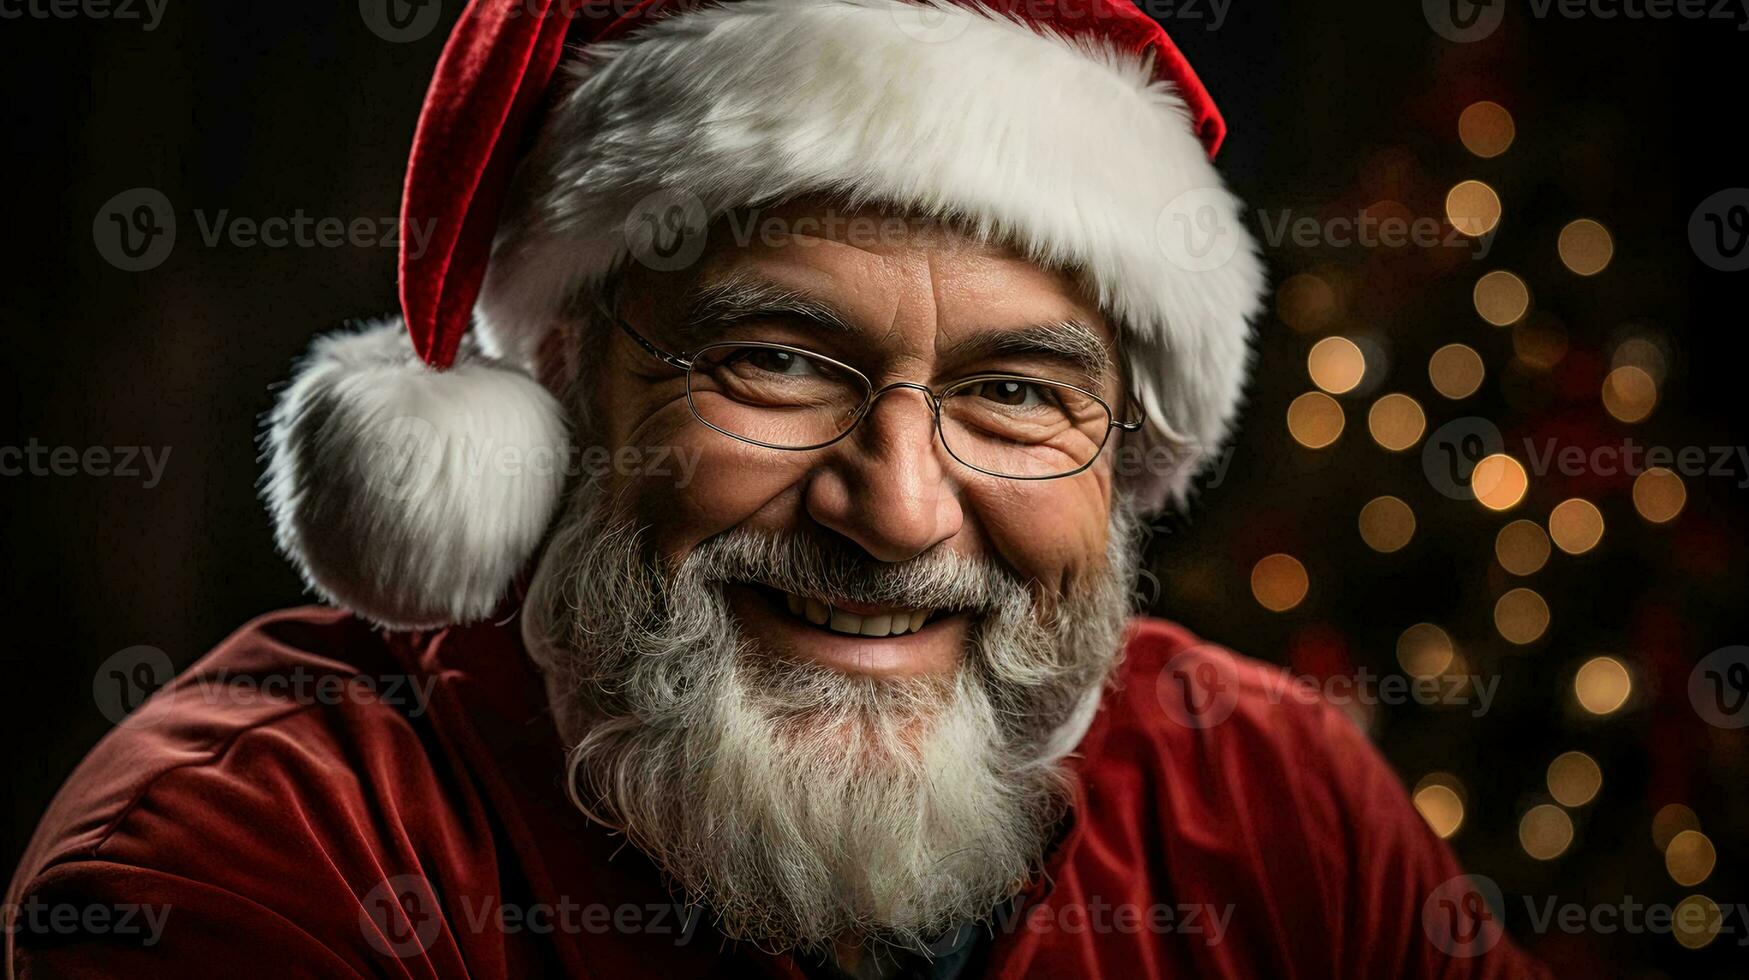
1495,520,1551,575
1474,271,1530,326
1458,101,1516,158
1548,498,1605,555
1546,751,1603,807
1513,315,1569,371
1519,804,1574,861
1602,365,1658,423
1472,454,1529,511
1359,496,1416,553
1428,344,1485,400
1612,337,1668,383
1414,784,1466,839
1495,588,1550,645
1666,831,1717,887
1632,468,1687,524
1367,394,1426,452
1673,895,1722,950
1287,391,1345,449
1397,624,1455,679
1277,273,1338,334
1308,336,1367,394
1250,554,1309,612
1574,656,1632,715
1558,219,1614,276
1446,180,1503,238
1653,803,1701,850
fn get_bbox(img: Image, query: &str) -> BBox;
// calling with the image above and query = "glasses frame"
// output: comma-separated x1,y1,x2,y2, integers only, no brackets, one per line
599,296,1145,482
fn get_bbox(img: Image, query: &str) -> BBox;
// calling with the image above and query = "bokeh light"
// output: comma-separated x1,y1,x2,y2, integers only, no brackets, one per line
1612,336,1669,383
1519,804,1574,860
1574,656,1632,715
1413,774,1467,839
1602,365,1658,423
1495,588,1550,644
1546,750,1602,807
1251,554,1308,612
1666,830,1717,887
1428,343,1485,399
1495,520,1551,575
1558,219,1614,276
1474,271,1530,326
1397,624,1456,679
1359,496,1416,553
1307,336,1366,394
1632,468,1687,523
1277,273,1338,334
1287,392,1344,449
1446,180,1502,237
1458,101,1515,158
1673,895,1722,950
1367,394,1425,451
1548,499,1605,555
1653,804,1702,850
1473,454,1529,511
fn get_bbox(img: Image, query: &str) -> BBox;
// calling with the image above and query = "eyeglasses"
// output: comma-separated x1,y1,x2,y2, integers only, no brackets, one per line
600,299,1143,481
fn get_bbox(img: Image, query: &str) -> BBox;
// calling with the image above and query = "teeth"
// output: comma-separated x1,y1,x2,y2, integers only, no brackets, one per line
778,591,932,637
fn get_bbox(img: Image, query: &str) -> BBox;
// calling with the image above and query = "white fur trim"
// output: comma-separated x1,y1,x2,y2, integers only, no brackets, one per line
262,320,570,630
480,0,1264,510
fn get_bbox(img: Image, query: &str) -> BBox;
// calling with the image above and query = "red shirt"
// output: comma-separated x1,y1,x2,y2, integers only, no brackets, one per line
7,608,1546,978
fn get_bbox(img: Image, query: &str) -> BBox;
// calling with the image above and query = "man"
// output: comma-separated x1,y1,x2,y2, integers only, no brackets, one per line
8,0,1545,976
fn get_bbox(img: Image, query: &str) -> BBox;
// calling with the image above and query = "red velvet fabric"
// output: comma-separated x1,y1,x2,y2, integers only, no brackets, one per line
398,0,1227,370
7,609,1547,978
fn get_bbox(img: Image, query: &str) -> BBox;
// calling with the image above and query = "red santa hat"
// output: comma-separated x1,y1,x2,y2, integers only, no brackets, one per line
263,0,1266,630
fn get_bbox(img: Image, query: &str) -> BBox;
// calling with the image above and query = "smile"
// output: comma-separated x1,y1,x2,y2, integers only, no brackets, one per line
778,591,933,637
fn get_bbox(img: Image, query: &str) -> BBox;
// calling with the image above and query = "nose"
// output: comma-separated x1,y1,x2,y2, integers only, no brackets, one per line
803,383,965,562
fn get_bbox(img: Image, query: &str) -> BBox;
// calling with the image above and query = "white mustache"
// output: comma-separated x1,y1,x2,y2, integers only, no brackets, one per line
682,527,1026,616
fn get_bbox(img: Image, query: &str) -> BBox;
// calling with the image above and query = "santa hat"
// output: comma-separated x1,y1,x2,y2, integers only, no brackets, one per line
263,0,1265,630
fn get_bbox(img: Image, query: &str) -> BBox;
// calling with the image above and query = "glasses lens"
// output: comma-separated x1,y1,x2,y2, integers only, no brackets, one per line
688,343,870,449
939,377,1113,478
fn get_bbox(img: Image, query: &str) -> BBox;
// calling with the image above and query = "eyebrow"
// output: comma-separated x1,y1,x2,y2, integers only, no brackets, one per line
675,274,856,351
936,321,1116,389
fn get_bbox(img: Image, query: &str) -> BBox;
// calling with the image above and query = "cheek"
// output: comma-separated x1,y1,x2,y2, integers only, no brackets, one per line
615,426,814,562
964,470,1114,593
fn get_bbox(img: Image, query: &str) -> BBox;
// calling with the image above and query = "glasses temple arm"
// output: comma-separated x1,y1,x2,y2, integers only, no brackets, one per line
595,295,693,371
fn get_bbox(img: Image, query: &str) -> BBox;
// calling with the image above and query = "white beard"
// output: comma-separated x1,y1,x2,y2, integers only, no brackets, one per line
522,491,1140,953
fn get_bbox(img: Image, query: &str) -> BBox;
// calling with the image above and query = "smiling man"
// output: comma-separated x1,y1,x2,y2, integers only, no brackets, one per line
8,1,1546,978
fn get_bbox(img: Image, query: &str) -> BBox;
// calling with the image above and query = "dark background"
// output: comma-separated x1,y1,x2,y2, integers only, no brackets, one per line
3,1,1744,976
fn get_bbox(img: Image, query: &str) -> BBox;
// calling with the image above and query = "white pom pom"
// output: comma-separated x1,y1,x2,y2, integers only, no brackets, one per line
262,319,569,630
